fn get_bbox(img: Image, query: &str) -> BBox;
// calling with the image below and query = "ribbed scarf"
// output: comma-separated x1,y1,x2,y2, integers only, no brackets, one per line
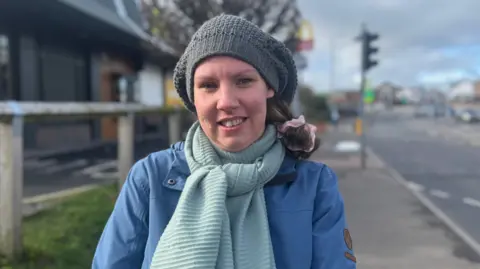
150,121,285,269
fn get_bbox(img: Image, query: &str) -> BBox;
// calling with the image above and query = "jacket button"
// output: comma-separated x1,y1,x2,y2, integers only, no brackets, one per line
167,179,176,185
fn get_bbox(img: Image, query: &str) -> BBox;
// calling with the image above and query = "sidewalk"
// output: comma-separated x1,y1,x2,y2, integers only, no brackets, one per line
311,129,480,269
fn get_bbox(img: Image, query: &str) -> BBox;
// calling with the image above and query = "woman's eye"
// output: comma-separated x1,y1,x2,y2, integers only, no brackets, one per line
237,78,253,86
199,82,217,90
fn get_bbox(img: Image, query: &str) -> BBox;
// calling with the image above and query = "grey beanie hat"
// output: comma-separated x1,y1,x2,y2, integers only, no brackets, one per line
173,14,298,112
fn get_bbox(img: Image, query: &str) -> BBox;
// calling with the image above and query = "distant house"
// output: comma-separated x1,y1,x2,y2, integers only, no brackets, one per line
327,89,361,116
397,87,423,104
447,80,479,102
374,82,402,104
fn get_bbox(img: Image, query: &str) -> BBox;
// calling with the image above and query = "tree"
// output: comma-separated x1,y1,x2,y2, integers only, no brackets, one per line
298,85,330,122
139,0,302,54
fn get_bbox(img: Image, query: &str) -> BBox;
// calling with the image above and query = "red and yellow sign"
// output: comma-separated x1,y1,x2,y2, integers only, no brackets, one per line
296,20,314,52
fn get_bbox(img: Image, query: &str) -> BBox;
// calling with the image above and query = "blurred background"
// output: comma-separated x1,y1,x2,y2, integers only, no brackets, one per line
0,0,480,268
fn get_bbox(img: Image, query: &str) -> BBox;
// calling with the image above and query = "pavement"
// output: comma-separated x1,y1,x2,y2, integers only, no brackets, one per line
313,125,480,269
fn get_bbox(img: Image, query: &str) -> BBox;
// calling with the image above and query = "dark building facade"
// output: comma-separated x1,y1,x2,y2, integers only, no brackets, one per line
0,0,177,151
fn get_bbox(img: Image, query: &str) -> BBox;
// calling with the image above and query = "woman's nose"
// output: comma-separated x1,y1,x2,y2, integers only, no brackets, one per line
216,86,240,110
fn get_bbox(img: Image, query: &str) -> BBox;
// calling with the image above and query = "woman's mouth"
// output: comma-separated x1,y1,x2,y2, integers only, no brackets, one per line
218,117,247,129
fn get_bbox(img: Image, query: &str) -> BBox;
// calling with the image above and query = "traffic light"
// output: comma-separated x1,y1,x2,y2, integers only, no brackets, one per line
362,31,379,72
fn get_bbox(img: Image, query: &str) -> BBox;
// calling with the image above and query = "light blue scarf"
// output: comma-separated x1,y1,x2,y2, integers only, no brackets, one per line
150,121,285,269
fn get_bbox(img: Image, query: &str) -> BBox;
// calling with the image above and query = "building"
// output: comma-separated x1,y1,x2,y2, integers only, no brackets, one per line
0,0,178,151
327,89,361,117
447,80,480,103
374,82,402,104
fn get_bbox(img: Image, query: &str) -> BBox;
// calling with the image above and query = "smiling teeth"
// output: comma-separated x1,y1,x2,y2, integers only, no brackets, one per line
222,119,244,127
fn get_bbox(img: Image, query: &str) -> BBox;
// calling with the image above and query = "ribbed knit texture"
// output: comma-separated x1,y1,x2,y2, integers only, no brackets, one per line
150,121,285,269
174,14,298,112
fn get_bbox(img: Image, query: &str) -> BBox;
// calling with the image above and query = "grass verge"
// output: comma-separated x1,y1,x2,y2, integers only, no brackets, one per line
0,184,117,269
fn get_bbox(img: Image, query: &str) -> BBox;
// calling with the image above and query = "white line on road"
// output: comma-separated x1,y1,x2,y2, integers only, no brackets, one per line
407,181,425,192
24,159,58,169
429,189,450,199
427,130,439,137
469,140,480,147
90,171,118,180
43,159,88,174
77,160,117,175
463,197,480,208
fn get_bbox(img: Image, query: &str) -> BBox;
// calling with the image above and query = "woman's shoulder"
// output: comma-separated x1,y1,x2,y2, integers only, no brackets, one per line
295,159,335,177
294,159,339,190
133,141,185,170
127,141,188,190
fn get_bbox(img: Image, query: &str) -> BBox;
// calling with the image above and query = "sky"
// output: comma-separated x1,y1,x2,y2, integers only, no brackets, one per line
296,0,480,92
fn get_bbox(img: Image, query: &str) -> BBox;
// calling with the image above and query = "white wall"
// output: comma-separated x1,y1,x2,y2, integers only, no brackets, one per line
137,64,164,106
448,81,474,100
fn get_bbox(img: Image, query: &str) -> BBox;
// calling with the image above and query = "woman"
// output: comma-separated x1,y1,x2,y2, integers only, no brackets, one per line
92,14,356,269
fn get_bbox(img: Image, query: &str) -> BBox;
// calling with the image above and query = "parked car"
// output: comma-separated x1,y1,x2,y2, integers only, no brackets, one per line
454,109,480,123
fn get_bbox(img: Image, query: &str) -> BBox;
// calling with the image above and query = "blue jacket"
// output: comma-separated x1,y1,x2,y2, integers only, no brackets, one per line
92,142,356,269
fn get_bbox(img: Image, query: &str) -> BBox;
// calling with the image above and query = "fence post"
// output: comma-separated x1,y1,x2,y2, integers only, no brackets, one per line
168,111,182,145
0,115,24,258
117,112,134,189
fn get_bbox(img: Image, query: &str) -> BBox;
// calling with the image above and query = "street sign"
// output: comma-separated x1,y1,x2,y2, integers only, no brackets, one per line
296,20,314,52
363,79,375,104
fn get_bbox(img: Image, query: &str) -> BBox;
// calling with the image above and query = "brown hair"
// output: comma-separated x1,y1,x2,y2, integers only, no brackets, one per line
266,97,321,160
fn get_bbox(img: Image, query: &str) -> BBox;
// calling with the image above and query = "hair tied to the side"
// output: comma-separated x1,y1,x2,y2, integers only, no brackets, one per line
276,115,317,153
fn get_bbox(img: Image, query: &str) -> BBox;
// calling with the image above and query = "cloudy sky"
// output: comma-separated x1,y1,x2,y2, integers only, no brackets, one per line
296,0,480,92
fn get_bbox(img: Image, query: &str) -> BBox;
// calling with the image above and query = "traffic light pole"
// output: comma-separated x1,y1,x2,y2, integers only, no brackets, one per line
356,23,379,169
359,59,367,169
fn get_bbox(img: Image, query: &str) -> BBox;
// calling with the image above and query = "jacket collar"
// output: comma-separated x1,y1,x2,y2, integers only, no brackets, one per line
163,141,297,191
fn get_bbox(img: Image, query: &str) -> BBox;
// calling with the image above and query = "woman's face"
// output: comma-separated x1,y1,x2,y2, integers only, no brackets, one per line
193,56,274,152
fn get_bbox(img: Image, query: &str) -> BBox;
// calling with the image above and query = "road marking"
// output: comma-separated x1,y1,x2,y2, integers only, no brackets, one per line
73,160,119,180
90,171,118,180
469,140,480,147
43,159,88,174
427,130,439,137
334,141,360,153
463,197,480,208
24,159,58,169
407,181,425,192
429,189,450,199
77,160,117,175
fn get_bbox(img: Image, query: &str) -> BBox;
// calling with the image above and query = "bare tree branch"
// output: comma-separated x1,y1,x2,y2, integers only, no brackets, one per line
140,0,302,54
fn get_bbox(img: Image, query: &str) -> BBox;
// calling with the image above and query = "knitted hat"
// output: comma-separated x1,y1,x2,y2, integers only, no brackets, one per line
173,14,298,112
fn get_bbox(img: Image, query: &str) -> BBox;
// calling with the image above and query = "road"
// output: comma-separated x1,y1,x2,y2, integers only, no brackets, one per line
23,137,169,198
367,109,480,248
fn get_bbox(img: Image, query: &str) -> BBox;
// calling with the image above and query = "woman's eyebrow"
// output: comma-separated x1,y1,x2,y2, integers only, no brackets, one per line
195,69,257,80
194,75,215,81
234,69,257,75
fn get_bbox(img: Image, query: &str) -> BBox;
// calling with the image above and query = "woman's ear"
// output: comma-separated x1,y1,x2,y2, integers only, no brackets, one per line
267,88,275,98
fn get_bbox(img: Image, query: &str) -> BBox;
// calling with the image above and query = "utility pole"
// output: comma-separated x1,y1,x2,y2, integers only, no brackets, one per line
356,23,380,169
292,53,308,117
329,38,335,92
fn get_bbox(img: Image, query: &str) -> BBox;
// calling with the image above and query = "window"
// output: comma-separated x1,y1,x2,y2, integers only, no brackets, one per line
0,34,9,100
39,45,88,101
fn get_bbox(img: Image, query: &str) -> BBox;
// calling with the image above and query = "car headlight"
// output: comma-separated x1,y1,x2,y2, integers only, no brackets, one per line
461,113,472,121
